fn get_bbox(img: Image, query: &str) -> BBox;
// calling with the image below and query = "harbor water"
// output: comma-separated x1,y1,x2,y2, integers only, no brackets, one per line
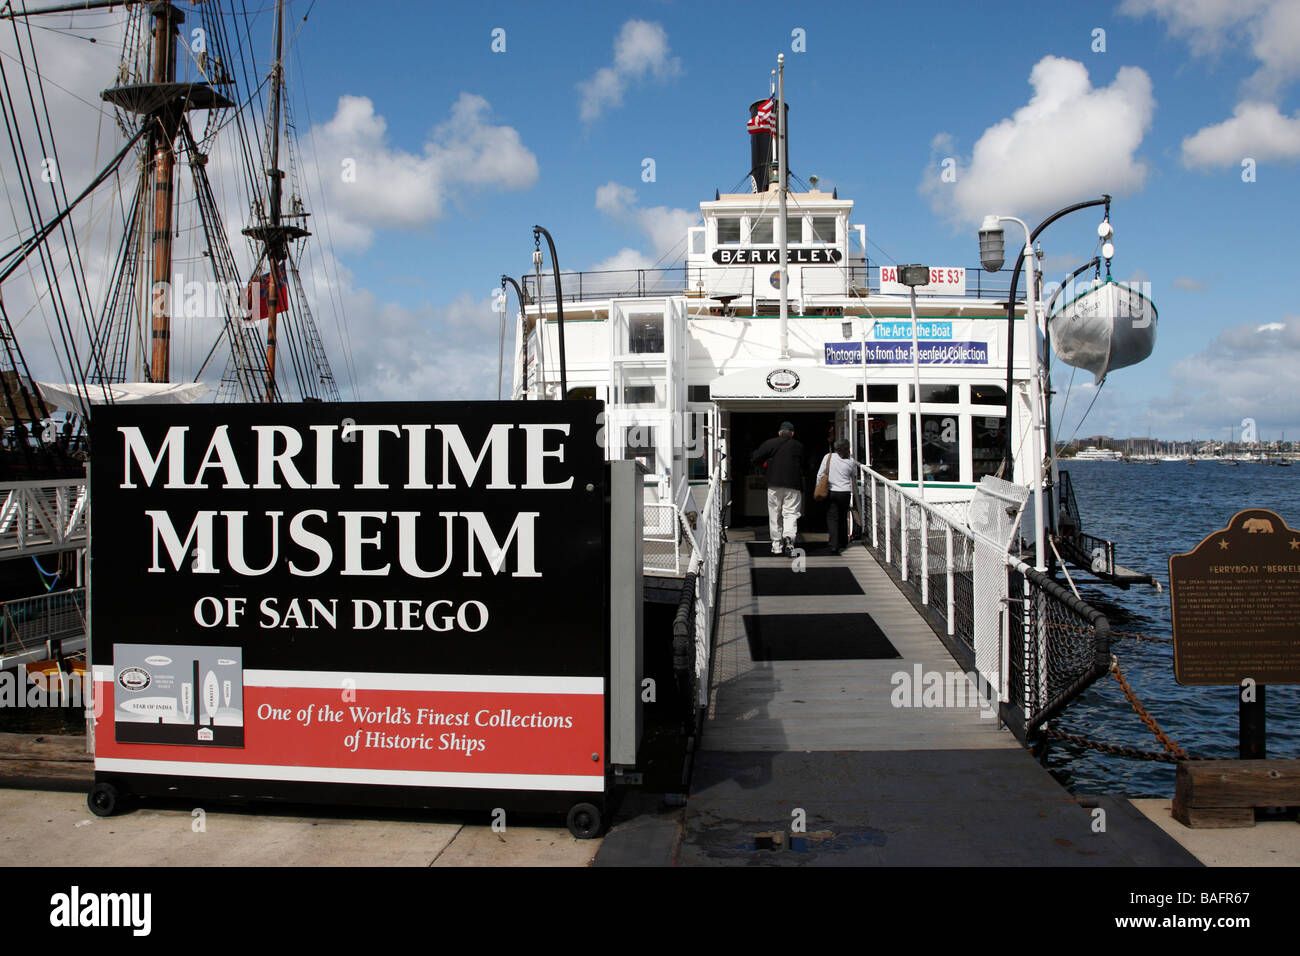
1047,458,1300,797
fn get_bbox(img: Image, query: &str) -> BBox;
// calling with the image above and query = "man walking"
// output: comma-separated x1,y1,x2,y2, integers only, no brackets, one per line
751,420,805,555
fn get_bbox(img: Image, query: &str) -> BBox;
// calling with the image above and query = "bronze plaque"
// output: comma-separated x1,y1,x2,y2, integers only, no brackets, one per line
1169,508,1300,685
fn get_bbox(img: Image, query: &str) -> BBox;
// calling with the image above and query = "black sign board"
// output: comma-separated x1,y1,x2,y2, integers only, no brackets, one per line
89,401,608,807
712,247,842,265
1169,508,1300,686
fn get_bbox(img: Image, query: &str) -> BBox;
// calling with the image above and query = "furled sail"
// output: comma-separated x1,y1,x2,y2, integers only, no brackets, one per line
37,382,212,413
1048,279,1157,384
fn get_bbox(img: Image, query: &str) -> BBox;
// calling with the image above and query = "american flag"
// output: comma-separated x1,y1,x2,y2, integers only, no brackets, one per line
747,98,775,135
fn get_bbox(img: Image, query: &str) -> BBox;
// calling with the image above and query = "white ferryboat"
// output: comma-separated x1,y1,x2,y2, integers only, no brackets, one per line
1073,447,1125,461
507,68,1155,591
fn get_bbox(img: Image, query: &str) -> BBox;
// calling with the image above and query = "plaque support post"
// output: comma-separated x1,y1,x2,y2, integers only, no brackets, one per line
1239,683,1265,759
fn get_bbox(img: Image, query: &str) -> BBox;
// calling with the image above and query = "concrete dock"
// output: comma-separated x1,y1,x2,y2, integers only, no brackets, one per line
3,532,1296,867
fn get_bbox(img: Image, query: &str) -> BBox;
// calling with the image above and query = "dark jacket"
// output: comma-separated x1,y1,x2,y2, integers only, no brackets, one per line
751,435,805,490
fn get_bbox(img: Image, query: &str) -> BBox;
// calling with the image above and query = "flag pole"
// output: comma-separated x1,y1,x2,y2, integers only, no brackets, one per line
777,53,789,360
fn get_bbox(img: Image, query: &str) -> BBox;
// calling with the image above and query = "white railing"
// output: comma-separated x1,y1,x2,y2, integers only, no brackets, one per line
686,471,724,708
644,500,687,575
858,464,979,652
0,586,86,656
857,464,1112,738
0,478,88,558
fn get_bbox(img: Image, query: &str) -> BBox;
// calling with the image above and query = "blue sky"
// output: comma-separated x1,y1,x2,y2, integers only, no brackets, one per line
5,1,1299,441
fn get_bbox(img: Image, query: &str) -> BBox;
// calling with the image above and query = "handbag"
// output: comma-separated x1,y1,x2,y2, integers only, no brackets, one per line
814,455,830,501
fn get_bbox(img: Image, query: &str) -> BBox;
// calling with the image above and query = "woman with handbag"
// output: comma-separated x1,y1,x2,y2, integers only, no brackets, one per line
816,439,856,555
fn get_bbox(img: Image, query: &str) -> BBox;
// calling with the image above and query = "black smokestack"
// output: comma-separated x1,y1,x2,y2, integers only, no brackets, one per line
748,99,789,192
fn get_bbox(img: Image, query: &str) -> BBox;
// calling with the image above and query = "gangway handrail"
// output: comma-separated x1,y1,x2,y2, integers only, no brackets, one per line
682,471,723,712
855,463,1111,740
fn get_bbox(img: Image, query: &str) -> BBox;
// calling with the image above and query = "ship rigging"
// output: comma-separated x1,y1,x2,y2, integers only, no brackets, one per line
0,0,349,477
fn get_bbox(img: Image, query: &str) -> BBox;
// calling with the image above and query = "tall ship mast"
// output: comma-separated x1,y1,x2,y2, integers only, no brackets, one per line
0,0,345,478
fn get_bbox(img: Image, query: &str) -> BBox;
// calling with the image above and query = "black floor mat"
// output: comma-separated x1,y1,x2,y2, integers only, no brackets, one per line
742,613,900,661
745,541,842,558
751,567,864,596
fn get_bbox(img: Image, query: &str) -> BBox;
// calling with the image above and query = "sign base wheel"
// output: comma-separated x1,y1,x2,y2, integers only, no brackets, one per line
87,781,121,818
566,802,602,839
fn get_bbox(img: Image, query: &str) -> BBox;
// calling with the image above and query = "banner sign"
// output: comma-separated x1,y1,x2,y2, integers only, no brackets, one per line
873,321,952,340
90,402,608,798
1169,508,1300,686
824,340,989,366
879,265,965,296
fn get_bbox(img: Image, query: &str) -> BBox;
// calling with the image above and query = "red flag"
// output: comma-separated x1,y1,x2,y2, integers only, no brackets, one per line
747,98,774,135
241,264,288,325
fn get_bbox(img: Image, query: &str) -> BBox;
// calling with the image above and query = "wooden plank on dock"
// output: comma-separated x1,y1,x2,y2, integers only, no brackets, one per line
0,732,91,786
1173,759,1300,828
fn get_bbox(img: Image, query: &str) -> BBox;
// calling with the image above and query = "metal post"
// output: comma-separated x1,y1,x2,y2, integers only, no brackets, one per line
945,523,955,636
533,226,567,397
901,496,908,581
883,484,891,561
920,507,929,605
776,54,789,360
1239,684,1266,759
870,475,877,548
909,285,925,501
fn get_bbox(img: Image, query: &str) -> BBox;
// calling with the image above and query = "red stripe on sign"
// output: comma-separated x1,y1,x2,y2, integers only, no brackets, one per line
94,680,604,778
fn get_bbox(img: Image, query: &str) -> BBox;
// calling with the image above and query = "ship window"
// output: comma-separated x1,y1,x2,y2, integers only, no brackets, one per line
973,415,1006,480
971,384,1007,406
688,385,711,402
622,385,657,405
809,216,837,243
866,384,896,403
749,217,774,244
628,313,664,353
868,414,899,479
717,218,741,244
919,414,961,482
909,384,959,404
566,387,597,400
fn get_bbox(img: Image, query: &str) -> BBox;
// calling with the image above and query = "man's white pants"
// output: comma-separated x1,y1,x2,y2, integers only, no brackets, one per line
767,486,802,549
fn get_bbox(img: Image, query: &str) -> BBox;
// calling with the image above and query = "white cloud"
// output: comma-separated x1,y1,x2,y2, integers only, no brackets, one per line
593,181,698,263
922,57,1155,226
308,92,538,250
1171,276,1207,292
1120,0,1300,96
1150,319,1300,432
1181,101,1300,166
322,272,505,401
590,248,655,273
577,20,681,122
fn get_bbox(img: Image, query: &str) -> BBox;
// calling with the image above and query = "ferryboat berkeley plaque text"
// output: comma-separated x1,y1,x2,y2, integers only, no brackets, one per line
1168,508,1300,685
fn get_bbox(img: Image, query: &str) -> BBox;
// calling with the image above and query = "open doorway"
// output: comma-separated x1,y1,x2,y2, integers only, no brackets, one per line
727,409,842,530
